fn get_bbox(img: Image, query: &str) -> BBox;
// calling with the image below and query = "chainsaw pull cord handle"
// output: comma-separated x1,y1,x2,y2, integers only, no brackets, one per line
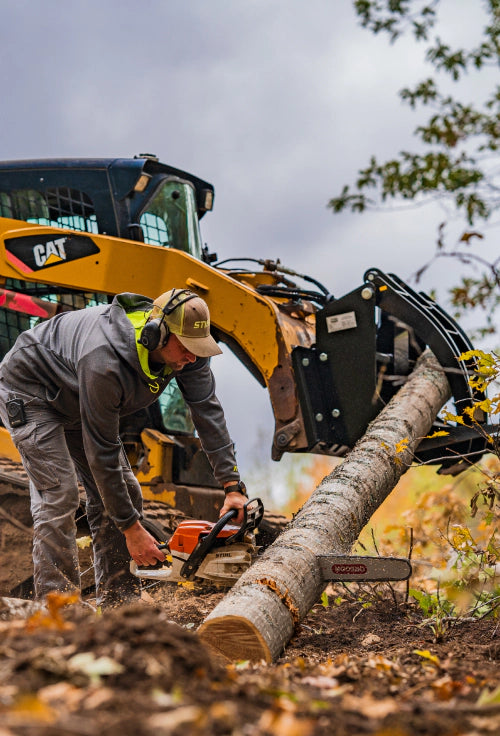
180,497,264,580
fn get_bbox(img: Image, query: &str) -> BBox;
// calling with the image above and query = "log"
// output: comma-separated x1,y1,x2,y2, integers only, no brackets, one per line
199,350,451,662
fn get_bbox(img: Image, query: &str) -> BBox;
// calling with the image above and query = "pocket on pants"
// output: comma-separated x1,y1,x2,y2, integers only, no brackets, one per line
14,421,61,490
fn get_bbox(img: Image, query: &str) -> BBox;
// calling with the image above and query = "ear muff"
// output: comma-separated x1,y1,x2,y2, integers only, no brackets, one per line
138,318,167,351
138,289,197,352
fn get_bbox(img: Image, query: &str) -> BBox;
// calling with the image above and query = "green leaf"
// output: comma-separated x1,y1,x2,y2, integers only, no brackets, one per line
477,685,500,706
68,652,124,685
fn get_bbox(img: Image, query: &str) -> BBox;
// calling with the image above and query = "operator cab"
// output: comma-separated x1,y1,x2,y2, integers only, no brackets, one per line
0,154,214,259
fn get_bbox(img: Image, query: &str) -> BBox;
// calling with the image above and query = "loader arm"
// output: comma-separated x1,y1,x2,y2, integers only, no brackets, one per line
0,216,315,457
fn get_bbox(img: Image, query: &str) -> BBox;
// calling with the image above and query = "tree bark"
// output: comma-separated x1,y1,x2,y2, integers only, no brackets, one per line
198,350,451,662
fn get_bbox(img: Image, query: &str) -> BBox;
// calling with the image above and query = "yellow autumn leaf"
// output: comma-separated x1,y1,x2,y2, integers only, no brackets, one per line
26,591,80,631
413,649,441,667
459,349,489,362
473,398,493,413
8,694,57,723
442,411,466,425
76,535,92,549
395,438,409,454
425,430,449,438
451,525,475,551
177,581,195,590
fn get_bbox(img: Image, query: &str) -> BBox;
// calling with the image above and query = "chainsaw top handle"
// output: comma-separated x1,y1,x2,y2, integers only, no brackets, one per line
180,497,264,580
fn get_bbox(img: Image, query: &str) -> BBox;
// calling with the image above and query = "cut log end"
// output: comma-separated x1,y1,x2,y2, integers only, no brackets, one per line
198,615,272,663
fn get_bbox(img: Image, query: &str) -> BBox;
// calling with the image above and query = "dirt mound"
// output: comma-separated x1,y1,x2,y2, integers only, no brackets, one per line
0,600,225,736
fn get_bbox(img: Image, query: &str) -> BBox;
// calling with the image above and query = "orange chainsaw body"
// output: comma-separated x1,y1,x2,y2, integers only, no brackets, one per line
168,520,240,555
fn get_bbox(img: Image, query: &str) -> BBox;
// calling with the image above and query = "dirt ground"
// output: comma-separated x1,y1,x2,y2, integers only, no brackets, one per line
1,583,499,736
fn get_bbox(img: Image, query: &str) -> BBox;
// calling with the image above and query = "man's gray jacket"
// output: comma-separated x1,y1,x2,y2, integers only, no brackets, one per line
0,293,239,530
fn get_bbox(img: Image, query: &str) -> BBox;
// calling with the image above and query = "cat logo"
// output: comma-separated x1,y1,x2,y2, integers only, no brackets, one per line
4,232,100,274
33,237,68,268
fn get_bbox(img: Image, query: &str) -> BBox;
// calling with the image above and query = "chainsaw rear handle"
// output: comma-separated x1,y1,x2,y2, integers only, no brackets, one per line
180,497,264,580
130,559,176,580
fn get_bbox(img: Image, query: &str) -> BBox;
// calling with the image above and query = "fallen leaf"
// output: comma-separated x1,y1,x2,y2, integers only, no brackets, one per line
361,634,382,647
430,675,463,701
82,687,115,709
76,535,92,549
26,591,80,632
413,649,441,667
38,682,84,711
477,684,500,706
67,652,124,685
366,654,397,673
258,708,315,736
302,675,339,690
209,700,238,725
342,694,399,719
469,714,500,732
147,706,205,731
7,694,57,723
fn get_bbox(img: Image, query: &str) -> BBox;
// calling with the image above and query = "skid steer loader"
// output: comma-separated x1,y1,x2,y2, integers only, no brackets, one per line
0,154,492,597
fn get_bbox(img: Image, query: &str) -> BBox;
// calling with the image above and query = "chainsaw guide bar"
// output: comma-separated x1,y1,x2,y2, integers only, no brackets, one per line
317,555,412,582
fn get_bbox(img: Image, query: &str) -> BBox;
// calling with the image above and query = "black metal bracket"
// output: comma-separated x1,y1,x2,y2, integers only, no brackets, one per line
292,268,489,473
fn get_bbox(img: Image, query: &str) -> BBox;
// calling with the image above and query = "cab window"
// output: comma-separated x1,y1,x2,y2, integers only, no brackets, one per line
139,180,202,259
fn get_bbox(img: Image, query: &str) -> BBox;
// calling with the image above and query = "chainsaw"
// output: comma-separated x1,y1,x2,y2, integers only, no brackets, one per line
131,495,412,586
130,497,265,586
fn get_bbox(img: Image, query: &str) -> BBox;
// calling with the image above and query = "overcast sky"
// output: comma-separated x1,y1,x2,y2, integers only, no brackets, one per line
1,1,497,493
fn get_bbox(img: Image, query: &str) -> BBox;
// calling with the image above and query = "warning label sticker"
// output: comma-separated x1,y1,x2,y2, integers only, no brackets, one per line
326,311,357,333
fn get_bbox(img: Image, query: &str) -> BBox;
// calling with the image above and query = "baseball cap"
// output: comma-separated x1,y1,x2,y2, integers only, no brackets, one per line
152,289,222,358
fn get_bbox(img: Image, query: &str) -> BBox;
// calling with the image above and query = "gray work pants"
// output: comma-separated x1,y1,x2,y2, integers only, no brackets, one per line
0,380,142,607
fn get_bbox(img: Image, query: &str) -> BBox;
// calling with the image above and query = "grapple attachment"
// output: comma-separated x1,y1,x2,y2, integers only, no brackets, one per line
292,268,492,474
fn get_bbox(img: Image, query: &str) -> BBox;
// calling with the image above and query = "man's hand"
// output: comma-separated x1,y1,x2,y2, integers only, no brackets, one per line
123,521,165,566
219,490,247,525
